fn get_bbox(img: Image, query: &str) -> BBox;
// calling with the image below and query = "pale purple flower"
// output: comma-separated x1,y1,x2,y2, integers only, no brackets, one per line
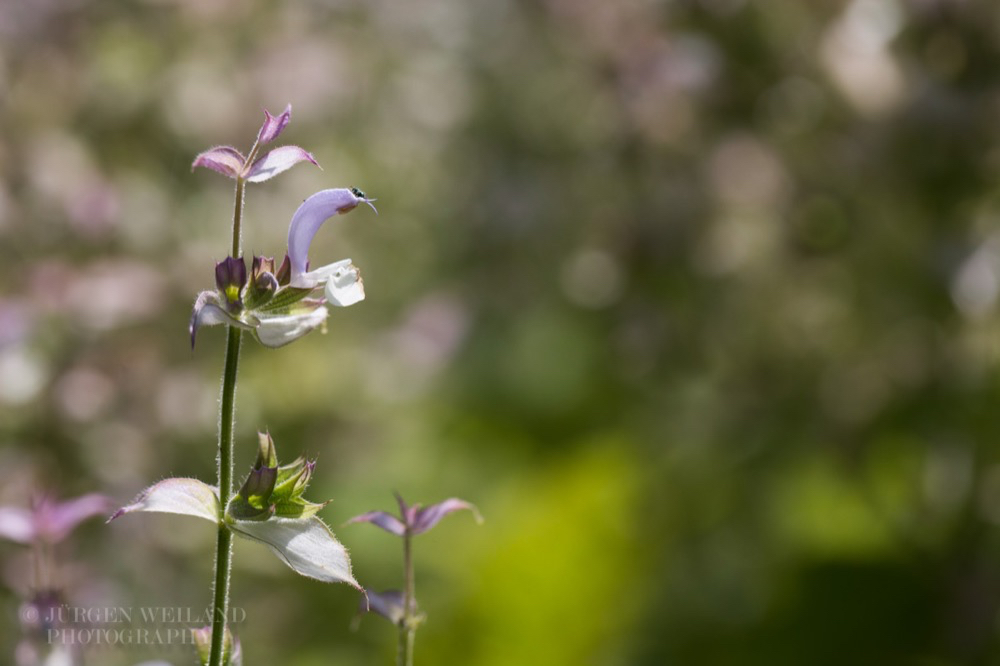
0,493,110,545
346,492,481,537
190,188,375,349
192,104,318,183
287,188,377,289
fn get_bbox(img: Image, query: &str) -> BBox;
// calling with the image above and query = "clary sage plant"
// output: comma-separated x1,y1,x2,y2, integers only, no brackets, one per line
109,105,372,666
107,105,477,666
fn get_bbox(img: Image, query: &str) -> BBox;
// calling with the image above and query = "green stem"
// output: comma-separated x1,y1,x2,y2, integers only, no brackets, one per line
208,326,241,666
231,179,245,258
399,531,416,666
208,166,250,666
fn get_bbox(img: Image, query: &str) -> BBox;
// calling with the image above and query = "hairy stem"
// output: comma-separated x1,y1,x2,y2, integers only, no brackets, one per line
208,324,242,666
231,179,245,258
209,168,249,666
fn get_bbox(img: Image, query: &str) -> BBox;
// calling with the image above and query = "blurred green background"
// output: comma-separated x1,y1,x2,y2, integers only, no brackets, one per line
2,0,1000,663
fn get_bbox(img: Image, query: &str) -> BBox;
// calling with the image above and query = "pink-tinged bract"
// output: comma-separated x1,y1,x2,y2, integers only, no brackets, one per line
256,104,292,145
245,146,319,183
192,146,246,180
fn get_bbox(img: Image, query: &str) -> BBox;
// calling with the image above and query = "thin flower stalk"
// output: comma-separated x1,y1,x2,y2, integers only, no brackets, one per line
347,494,481,666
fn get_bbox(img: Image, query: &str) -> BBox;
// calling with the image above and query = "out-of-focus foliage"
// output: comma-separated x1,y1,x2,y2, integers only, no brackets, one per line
2,0,1000,663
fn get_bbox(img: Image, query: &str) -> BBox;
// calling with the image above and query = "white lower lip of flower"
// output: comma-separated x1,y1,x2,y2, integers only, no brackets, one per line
255,308,330,348
325,265,365,307
289,257,354,289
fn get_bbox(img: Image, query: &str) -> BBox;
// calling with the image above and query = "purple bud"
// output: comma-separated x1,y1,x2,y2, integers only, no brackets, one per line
344,510,406,536
287,189,376,286
245,146,319,183
215,256,247,308
395,491,419,528
239,465,277,506
192,146,246,179
251,255,275,279
256,104,292,145
411,498,482,536
275,254,292,286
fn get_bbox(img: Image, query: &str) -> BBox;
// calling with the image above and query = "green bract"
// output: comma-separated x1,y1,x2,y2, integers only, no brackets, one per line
226,432,326,522
109,432,358,589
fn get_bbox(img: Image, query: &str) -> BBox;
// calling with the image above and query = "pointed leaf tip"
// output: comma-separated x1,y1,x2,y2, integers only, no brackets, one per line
230,516,359,587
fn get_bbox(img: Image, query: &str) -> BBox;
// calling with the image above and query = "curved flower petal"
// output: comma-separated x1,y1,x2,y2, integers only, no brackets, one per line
108,478,221,525
190,291,254,349
245,146,319,183
253,308,329,348
256,104,292,146
287,189,376,286
192,146,246,179
230,516,359,588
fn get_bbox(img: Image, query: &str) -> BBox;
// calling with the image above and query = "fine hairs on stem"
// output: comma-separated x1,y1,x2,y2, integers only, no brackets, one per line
207,150,254,666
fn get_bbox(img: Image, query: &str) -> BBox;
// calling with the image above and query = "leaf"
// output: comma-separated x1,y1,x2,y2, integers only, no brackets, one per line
255,286,314,313
230,516,359,588
109,478,221,525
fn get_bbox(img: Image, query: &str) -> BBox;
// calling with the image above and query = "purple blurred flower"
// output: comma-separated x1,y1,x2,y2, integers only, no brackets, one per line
0,493,110,545
357,588,406,625
190,188,375,349
192,104,318,183
346,492,481,537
